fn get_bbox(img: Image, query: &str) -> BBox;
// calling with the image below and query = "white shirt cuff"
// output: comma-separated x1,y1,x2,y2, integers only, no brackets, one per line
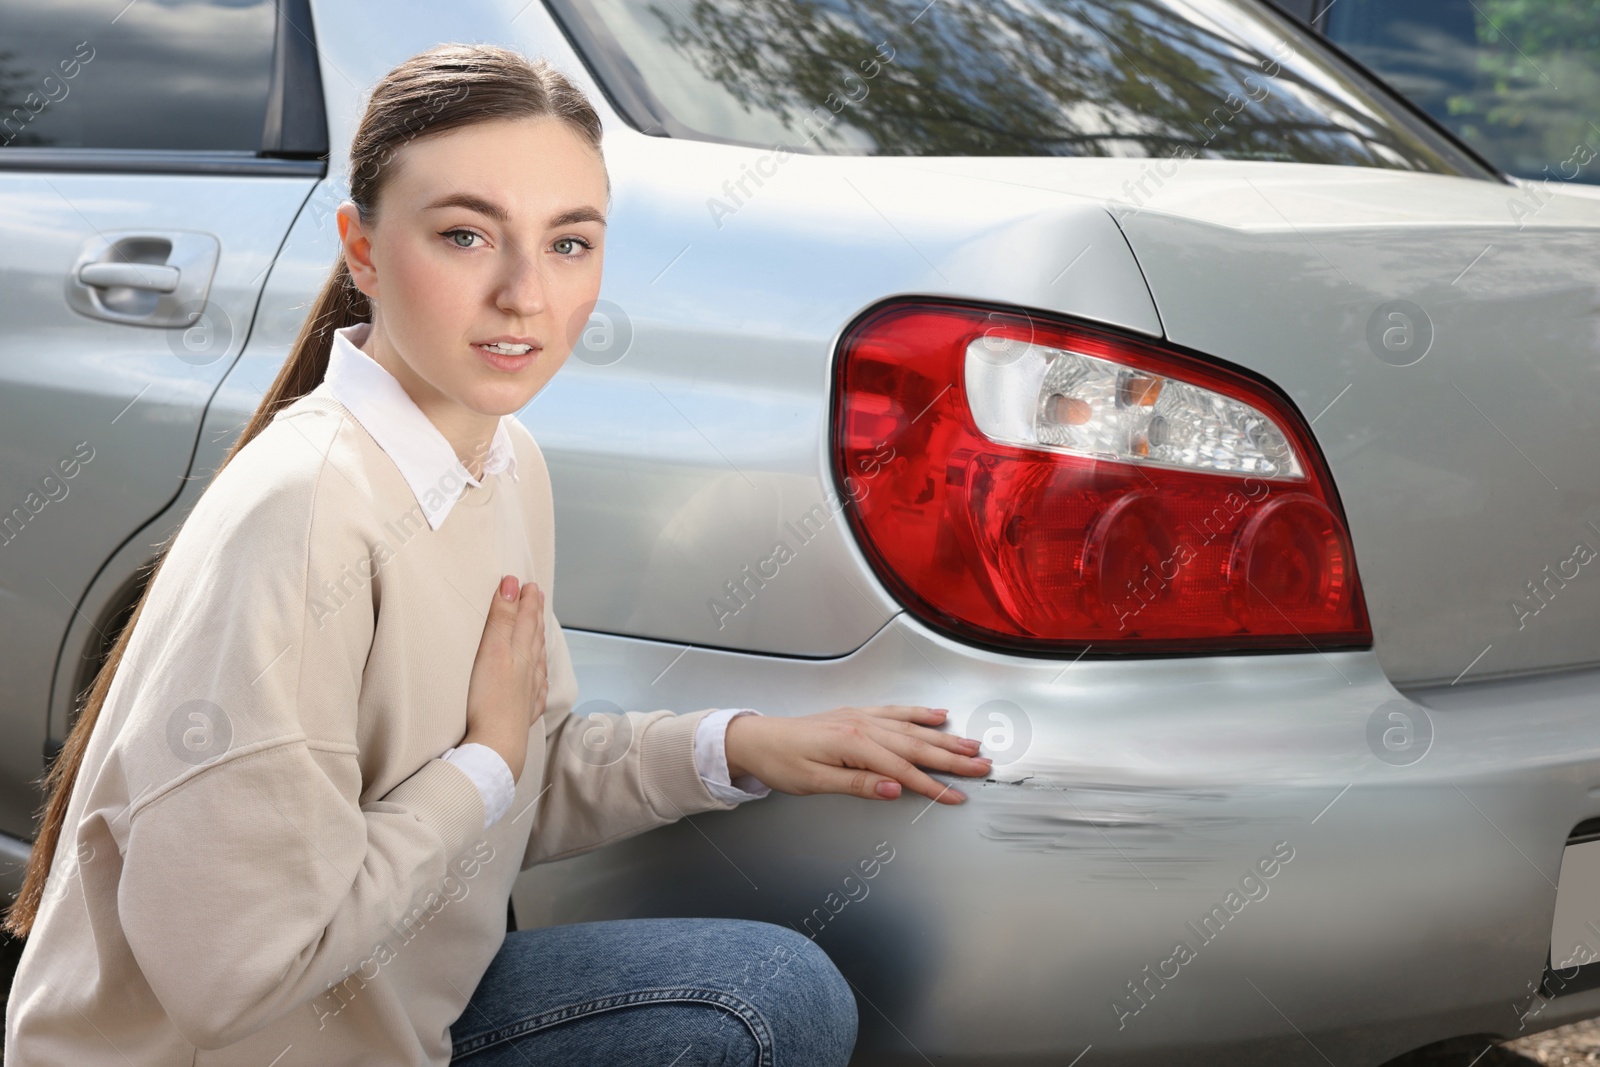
441,742,516,831
693,708,771,803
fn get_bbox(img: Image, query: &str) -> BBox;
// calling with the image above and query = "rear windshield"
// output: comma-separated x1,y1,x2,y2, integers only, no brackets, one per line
1320,0,1598,185
548,0,1494,177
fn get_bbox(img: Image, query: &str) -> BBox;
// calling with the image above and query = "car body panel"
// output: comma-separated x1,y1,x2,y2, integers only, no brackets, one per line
524,137,1164,655
0,172,313,837
1531,179,1600,205
1109,165,1600,687
852,156,1600,685
513,617,1600,1065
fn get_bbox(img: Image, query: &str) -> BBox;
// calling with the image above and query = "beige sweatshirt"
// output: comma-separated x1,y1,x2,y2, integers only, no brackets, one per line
5,382,742,1066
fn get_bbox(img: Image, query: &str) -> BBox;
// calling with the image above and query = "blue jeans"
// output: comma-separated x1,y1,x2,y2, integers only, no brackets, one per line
448,917,858,1066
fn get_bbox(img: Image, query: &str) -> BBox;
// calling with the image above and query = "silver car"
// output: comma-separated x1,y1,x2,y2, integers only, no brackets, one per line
3,0,1600,1063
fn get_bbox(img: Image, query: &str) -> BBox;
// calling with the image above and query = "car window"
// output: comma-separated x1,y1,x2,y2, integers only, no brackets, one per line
0,0,276,152
549,0,1492,176
1320,0,1599,184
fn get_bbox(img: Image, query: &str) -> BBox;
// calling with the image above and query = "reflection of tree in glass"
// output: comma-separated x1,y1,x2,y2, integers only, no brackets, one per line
0,50,51,147
1449,0,1600,182
646,0,1448,169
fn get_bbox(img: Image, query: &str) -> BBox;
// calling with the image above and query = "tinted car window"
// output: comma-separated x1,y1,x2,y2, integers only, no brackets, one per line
551,0,1491,175
0,0,275,151
1320,0,1599,184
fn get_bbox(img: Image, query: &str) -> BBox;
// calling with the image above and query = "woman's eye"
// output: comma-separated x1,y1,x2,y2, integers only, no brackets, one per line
442,229,481,249
553,236,593,258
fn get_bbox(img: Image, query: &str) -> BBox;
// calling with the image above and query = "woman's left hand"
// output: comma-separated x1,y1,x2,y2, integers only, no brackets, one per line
723,705,991,805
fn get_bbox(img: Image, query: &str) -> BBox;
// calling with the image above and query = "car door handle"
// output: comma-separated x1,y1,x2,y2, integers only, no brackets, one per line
76,262,182,293
65,230,220,328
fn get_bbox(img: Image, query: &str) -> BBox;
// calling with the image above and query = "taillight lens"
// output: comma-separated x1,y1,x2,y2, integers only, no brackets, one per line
831,300,1371,654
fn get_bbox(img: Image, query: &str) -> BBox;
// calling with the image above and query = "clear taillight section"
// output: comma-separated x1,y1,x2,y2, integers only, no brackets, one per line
966,336,1304,478
832,300,1371,654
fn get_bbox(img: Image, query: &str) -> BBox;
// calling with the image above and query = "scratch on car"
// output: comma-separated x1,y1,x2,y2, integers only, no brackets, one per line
961,772,1287,881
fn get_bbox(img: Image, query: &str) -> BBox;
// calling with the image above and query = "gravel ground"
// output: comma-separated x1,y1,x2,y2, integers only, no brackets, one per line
1502,1020,1600,1065
1364,1022,1600,1066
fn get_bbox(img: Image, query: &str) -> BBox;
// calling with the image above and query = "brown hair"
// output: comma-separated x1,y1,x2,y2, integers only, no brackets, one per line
4,43,608,937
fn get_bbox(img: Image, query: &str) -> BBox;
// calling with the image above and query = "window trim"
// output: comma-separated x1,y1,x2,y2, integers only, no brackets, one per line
259,0,329,162
541,0,678,141
0,0,328,177
0,149,324,176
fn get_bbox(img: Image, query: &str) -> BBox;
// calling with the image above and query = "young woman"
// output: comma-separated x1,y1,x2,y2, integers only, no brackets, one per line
2,43,993,1066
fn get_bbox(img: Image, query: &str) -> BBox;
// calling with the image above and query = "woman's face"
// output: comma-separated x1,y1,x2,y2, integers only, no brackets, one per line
337,114,608,425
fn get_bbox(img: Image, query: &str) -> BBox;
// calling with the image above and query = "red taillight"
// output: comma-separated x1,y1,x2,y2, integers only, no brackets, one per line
831,300,1371,654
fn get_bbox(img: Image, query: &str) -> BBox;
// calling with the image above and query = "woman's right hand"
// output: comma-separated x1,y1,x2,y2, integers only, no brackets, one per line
462,574,549,782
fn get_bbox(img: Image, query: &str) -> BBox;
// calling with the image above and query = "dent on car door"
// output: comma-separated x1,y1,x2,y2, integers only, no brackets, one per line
0,0,325,840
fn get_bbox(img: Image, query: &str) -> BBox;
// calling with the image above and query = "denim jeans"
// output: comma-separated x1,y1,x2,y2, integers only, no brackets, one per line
448,917,858,1066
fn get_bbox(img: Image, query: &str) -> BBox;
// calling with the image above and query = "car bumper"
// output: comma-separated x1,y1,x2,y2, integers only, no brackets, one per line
512,614,1600,1066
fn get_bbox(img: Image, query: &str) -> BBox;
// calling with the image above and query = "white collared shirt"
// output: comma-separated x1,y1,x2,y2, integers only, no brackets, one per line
324,322,770,829
325,321,519,531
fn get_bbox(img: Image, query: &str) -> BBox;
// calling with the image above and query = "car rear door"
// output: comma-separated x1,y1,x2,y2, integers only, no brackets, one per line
0,0,325,840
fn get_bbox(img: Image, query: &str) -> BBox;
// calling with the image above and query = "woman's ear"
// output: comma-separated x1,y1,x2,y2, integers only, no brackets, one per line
336,201,379,301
